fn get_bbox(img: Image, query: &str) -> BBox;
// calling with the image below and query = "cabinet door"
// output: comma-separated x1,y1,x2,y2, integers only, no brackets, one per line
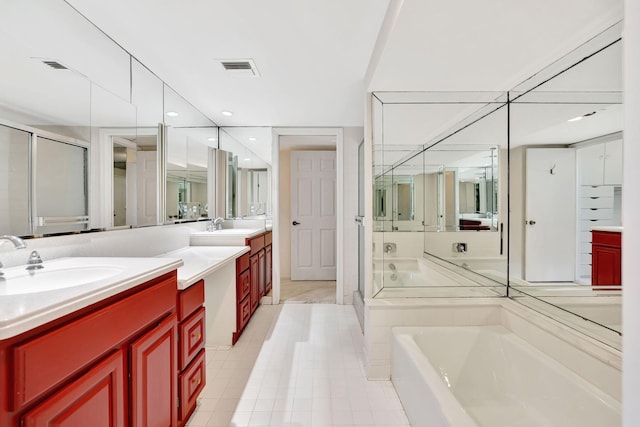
250,255,260,312
258,249,266,298
131,314,178,427
604,140,623,185
592,245,622,287
578,144,604,185
22,351,125,427
265,245,272,294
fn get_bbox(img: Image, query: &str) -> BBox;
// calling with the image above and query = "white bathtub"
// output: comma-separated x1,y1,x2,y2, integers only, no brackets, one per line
391,325,620,427
374,258,478,289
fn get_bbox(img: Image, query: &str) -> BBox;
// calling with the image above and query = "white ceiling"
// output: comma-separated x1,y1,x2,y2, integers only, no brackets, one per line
65,0,390,127
63,0,622,129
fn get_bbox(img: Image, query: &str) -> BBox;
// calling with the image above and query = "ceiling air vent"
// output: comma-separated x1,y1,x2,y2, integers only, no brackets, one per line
219,58,260,77
42,60,68,70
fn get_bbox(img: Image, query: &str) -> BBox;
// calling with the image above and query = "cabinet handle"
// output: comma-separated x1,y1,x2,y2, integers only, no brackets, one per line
192,333,202,340
590,197,599,199
590,208,598,211
191,378,201,385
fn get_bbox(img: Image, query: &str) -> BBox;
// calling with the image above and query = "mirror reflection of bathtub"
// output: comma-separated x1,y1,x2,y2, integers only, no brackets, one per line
373,257,505,298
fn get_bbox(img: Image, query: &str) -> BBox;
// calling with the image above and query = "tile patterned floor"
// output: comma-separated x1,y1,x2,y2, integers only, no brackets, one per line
279,279,336,304
186,304,409,427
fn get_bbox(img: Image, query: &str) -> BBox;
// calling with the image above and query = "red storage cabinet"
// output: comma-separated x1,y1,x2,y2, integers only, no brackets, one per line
22,350,126,427
131,313,178,427
592,230,622,289
0,271,184,427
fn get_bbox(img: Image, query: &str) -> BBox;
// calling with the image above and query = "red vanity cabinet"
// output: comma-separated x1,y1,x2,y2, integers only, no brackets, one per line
21,350,126,427
0,271,181,427
265,232,272,295
234,252,252,344
592,230,622,289
131,313,178,427
176,280,206,426
232,230,273,344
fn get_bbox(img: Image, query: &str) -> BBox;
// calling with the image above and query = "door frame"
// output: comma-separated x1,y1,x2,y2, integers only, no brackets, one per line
271,127,344,304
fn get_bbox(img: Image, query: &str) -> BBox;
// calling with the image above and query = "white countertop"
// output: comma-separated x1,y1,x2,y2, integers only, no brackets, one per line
591,226,623,233
0,257,183,340
190,227,267,246
158,246,250,289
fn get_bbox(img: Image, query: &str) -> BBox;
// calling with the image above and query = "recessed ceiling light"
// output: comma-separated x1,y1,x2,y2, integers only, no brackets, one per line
222,111,233,117
248,137,256,141
166,111,179,117
244,158,251,162
207,137,217,142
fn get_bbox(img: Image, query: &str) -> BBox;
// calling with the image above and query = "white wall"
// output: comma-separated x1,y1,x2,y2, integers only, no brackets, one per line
623,1,640,425
342,127,364,301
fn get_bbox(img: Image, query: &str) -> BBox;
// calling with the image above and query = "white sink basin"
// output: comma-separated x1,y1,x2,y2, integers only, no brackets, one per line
0,264,124,296
190,227,266,247
205,228,261,235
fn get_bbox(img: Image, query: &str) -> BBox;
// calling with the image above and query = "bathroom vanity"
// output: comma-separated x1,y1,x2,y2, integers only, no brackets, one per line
189,226,273,343
591,226,622,289
0,258,197,427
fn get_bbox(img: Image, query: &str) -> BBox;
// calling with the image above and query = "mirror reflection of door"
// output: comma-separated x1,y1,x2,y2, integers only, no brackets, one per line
394,182,412,221
247,169,268,216
113,145,128,227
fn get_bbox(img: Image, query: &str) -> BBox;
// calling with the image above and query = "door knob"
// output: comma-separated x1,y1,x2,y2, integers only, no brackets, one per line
292,221,300,226
527,220,536,225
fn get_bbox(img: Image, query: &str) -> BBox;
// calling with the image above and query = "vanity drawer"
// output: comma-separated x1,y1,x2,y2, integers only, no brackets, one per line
247,235,265,255
238,296,252,332
581,208,613,220
179,349,206,423
237,269,250,301
179,307,205,370
592,231,621,248
178,280,204,321
580,196,613,208
578,264,592,277
579,253,593,265
264,231,272,246
580,231,593,243
580,219,614,231
580,242,593,254
580,185,614,197
236,252,250,273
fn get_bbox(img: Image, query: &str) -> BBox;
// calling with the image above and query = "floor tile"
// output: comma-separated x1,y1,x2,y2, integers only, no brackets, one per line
189,304,407,427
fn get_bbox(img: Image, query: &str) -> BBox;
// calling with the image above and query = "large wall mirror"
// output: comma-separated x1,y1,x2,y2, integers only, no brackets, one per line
371,22,622,348
164,86,218,223
0,0,218,237
507,24,622,347
219,127,272,219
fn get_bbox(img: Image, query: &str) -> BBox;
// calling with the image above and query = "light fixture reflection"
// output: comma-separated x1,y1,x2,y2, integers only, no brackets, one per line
166,111,179,117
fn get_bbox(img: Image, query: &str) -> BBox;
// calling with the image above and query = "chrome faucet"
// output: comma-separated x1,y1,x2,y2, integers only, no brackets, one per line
0,235,27,249
25,251,44,271
0,235,27,276
206,217,225,231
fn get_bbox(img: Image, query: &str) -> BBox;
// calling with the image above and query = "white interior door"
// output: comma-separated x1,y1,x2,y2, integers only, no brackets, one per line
136,151,157,226
525,148,576,281
290,150,336,280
